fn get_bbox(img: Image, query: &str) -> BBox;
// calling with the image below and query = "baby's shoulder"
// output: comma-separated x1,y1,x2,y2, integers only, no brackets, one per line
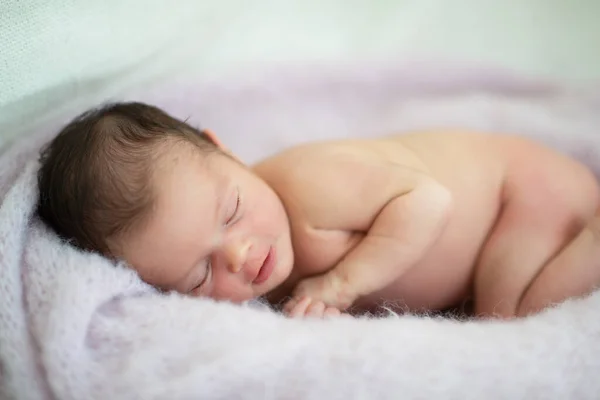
253,141,381,194
254,140,420,223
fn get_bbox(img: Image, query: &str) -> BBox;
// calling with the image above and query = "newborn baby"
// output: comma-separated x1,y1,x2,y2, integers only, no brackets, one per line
37,102,600,319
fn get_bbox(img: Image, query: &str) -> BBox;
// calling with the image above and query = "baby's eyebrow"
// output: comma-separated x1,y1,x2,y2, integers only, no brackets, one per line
215,186,226,217
215,176,233,216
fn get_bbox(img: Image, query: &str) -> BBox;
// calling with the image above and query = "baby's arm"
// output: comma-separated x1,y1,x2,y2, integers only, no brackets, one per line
287,156,453,311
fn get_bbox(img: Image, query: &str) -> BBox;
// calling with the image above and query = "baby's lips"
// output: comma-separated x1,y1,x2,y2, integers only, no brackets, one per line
252,246,276,284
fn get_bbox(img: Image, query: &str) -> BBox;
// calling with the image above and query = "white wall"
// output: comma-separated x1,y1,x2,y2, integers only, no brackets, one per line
1,0,599,144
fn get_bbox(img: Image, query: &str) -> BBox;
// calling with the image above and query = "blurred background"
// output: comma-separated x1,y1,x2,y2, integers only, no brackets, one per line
1,0,599,149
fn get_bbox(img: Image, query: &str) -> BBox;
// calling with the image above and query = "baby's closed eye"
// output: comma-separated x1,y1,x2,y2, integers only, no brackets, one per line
225,187,242,226
189,260,212,295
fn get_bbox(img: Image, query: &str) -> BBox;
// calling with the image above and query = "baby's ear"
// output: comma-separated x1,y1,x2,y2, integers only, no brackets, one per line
201,129,226,149
201,129,243,163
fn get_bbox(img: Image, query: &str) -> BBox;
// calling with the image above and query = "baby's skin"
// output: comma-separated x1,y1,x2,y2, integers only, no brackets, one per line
120,130,600,319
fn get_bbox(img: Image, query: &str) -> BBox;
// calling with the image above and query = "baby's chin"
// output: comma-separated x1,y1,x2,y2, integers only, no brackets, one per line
260,274,294,305
254,279,282,299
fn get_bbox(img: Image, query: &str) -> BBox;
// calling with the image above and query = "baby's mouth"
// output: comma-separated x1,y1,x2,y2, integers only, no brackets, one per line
253,246,275,284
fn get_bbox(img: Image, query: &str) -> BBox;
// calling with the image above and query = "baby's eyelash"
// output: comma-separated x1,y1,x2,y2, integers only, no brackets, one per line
226,190,241,225
190,260,211,293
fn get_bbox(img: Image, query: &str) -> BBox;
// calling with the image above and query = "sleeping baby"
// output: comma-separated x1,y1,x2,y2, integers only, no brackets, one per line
37,102,600,319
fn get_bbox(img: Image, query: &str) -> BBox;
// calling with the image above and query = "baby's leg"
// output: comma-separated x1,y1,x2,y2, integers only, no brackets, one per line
517,212,600,316
474,153,600,318
474,199,570,317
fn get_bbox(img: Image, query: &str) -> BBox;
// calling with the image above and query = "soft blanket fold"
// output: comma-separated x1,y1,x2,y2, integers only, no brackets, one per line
2,65,600,400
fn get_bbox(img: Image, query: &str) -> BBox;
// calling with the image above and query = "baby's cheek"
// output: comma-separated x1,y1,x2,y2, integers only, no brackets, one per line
210,276,255,303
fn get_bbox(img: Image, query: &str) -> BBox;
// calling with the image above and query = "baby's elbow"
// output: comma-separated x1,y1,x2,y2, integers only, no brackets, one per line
424,180,454,223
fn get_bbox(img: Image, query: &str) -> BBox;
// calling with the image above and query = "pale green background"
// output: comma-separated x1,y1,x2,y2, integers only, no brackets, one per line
1,0,599,146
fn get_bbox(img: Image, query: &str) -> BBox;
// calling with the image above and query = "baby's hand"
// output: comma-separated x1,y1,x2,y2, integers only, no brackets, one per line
290,272,358,311
283,296,342,319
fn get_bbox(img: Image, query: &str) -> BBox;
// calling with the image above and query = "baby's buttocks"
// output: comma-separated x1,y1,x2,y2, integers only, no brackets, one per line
501,136,599,227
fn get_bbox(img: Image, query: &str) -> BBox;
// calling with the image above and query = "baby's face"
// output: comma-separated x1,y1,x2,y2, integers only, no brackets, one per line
117,145,294,302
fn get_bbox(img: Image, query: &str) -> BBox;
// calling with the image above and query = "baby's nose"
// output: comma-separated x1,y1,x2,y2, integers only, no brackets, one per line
222,239,251,273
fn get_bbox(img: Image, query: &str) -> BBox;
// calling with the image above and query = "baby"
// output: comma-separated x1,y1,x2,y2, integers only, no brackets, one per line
37,102,600,319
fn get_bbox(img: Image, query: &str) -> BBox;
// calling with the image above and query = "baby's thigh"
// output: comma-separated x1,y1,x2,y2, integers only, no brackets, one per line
475,150,599,314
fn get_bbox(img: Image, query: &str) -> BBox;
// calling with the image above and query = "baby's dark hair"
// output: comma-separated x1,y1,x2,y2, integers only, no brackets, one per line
37,101,216,256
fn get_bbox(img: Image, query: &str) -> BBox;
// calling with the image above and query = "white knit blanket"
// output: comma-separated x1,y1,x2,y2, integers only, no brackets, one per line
2,65,600,400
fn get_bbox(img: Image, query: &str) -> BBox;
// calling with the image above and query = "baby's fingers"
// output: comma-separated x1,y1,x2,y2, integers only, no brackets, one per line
323,306,342,318
282,296,303,314
306,300,326,317
283,297,342,319
286,296,312,318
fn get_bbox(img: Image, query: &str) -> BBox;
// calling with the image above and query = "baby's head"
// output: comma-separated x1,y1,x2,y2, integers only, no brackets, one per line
37,102,294,302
